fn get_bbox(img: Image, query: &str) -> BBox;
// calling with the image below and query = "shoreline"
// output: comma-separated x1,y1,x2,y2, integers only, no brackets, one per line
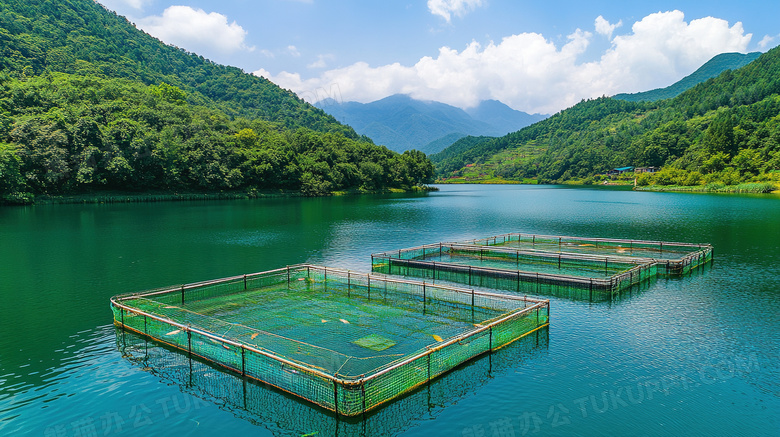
633,182,778,194
3,186,438,206
434,180,779,194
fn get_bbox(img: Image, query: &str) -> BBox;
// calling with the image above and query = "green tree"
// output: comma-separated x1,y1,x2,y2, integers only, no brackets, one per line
703,112,736,156
149,83,187,105
0,143,26,200
731,148,762,176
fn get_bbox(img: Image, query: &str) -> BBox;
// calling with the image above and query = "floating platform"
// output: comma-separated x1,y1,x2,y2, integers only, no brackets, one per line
371,235,712,299
110,264,549,417
116,322,549,435
460,233,713,275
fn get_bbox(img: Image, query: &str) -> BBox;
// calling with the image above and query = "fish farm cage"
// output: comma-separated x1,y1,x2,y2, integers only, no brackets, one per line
116,323,549,436
371,236,712,299
110,264,549,417
460,233,713,276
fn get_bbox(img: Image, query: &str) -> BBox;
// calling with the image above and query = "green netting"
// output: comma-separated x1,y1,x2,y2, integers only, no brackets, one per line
461,233,714,275
372,244,658,299
110,265,549,416
372,236,712,300
116,323,549,436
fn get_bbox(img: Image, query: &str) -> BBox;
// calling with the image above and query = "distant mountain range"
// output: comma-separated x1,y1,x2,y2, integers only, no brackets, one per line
315,94,547,154
613,52,762,102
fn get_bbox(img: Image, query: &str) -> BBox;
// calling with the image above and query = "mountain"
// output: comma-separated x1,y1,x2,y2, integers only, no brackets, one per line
430,136,494,165
466,100,546,131
419,133,469,156
434,46,780,188
316,94,546,153
0,0,355,137
613,52,762,102
0,0,435,203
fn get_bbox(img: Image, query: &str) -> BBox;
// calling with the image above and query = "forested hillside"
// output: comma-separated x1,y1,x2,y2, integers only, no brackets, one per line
0,0,355,136
0,0,434,203
436,47,780,189
613,52,761,102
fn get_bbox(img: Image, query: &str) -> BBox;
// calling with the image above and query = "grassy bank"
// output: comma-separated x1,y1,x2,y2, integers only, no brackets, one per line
635,182,778,194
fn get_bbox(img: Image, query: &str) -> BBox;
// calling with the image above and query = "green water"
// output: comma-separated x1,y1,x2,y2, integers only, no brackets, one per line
1,184,778,436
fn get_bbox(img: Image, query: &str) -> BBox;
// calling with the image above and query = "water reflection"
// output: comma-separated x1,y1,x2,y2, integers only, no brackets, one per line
115,325,549,436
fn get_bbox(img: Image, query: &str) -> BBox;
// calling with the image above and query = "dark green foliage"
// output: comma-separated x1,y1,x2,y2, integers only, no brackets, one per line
614,52,762,102
0,142,29,202
0,74,434,201
430,136,494,170
0,0,435,201
437,46,780,186
0,0,356,137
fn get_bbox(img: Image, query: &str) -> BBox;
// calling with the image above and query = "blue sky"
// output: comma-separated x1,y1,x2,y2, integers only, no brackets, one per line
100,1,780,114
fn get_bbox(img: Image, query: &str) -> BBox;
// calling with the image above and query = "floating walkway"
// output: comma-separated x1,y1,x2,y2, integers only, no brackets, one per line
111,264,549,417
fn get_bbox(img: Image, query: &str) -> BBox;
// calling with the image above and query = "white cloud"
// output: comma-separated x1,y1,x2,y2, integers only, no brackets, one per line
428,0,485,23
595,15,622,39
596,11,751,96
287,45,301,57
99,0,151,12
137,6,254,55
308,54,335,69
256,10,752,114
758,34,778,51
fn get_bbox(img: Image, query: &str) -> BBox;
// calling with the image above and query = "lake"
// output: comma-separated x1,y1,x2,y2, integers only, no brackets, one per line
1,184,778,436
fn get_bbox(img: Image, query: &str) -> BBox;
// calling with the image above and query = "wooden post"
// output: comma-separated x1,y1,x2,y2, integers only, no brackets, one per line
427,354,431,382
361,382,367,416
241,347,246,376
333,380,339,416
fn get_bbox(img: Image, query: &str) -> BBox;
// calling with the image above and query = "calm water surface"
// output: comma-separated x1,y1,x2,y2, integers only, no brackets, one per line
1,185,778,436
